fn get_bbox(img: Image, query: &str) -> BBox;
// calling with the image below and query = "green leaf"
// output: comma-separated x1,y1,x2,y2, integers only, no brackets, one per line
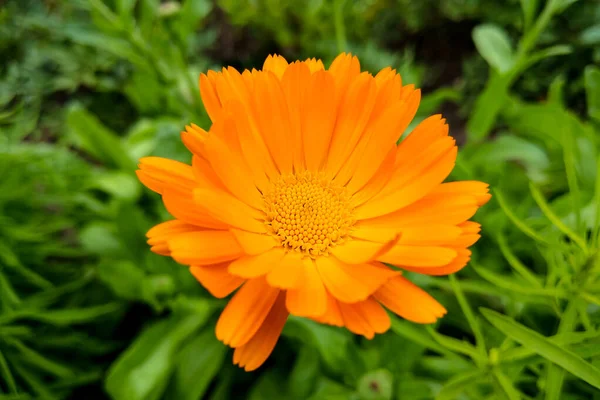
248,371,289,400
66,105,136,171
283,317,351,374
390,317,460,360
494,189,550,245
584,65,600,122
436,369,486,400
0,350,18,394
96,260,146,300
169,328,227,400
90,171,141,202
492,369,522,400
481,309,600,389
6,339,74,378
519,0,539,32
529,182,588,252
580,24,600,46
466,74,511,142
520,45,572,72
105,312,210,400
288,346,320,399
472,24,515,73
0,303,123,326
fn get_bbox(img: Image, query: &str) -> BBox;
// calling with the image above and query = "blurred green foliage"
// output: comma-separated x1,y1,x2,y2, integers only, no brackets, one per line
1,0,600,399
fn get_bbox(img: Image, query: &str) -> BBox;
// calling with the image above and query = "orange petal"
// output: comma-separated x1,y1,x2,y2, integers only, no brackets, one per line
310,290,344,327
231,229,277,255
430,181,491,206
216,277,280,347
194,188,266,233
263,54,289,79
350,146,396,207
378,245,457,267
137,157,196,196
168,230,244,265
181,124,208,158
203,123,264,209
374,275,446,323
146,220,199,256
345,89,421,192
266,251,304,289
364,193,480,228
228,249,284,278
396,114,448,161
233,292,288,371
199,72,222,121
303,57,325,73
315,257,396,303
328,53,361,96
400,249,471,276
356,141,457,219
281,62,311,172
286,259,327,317
162,191,229,229
302,70,337,171
189,263,244,298
338,298,390,339
228,99,279,183
251,72,293,174
191,155,228,192
330,235,399,264
325,73,377,178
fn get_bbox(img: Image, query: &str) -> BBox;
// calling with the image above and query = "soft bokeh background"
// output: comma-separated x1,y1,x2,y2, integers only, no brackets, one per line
1,0,600,399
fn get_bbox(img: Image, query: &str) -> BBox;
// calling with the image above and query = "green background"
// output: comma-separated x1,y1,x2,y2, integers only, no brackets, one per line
1,0,600,399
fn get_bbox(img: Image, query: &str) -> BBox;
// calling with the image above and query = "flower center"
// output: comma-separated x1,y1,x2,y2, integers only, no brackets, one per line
263,171,354,257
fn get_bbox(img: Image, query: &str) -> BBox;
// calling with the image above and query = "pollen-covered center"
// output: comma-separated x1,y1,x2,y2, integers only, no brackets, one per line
263,172,354,257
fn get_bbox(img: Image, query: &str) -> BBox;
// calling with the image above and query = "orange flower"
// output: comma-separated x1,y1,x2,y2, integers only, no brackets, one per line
136,53,490,371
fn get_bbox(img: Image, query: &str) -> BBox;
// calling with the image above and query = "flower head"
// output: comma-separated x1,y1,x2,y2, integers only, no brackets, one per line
136,53,490,371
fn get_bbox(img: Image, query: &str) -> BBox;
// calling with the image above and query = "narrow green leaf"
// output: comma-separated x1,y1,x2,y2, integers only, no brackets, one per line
0,349,18,394
426,326,482,361
466,72,511,141
494,189,550,244
6,339,74,378
529,183,588,252
66,105,136,171
471,262,568,299
493,369,522,400
390,317,460,360
436,369,486,400
501,331,600,362
481,308,600,389
584,65,600,122
0,303,122,326
519,0,539,32
472,24,515,73
449,275,487,360
497,233,541,287
545,299,580,400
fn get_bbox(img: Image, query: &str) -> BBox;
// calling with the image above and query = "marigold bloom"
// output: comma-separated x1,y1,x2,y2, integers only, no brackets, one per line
137,53,490,371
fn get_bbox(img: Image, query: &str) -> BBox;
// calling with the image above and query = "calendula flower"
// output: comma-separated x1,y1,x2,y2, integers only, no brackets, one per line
137,53,490,371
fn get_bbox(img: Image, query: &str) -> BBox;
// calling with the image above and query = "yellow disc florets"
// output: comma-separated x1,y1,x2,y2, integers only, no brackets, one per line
263,171,354,257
